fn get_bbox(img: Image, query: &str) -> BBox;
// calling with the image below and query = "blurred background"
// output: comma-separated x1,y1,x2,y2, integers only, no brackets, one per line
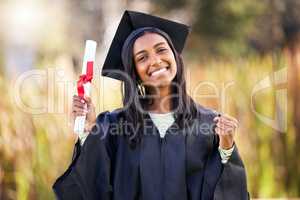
0,0,300,199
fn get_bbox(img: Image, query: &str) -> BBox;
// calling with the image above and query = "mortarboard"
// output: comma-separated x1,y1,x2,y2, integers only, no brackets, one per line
101,10,190,81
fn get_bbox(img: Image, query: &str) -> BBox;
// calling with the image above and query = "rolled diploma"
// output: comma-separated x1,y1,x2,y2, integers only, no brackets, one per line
74,40,97,135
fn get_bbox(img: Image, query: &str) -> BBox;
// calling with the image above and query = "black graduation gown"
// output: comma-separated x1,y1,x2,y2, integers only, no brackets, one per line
53,106,249,200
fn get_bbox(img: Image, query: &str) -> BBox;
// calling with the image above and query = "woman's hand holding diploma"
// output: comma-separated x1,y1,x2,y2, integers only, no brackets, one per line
72,95,96,134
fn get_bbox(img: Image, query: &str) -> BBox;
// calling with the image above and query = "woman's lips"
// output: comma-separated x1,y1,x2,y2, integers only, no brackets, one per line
150,67,169,77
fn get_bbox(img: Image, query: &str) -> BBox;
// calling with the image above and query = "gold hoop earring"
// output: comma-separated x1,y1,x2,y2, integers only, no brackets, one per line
138,83,146,98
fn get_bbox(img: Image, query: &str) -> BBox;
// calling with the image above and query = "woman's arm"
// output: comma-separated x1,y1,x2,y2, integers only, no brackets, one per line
196,106,249,200
213,138,249,200
53,111,115,200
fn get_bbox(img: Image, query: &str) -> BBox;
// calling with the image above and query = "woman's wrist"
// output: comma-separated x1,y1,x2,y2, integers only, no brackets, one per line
84,121,96,132
219,139,234,150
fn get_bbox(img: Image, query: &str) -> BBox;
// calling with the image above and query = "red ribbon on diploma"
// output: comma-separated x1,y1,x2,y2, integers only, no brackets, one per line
77,61,93,99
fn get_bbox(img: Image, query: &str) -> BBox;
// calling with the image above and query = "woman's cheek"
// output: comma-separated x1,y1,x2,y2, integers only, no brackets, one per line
137,65,148,81
171,63,177,75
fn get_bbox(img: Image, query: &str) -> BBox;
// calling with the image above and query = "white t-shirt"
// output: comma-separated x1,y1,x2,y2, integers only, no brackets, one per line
148,112,175,138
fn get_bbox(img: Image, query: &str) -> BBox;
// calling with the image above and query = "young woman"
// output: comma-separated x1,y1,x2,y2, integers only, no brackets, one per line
53,10,249,200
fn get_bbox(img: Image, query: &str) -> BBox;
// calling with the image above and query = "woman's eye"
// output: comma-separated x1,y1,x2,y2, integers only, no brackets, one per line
137,56,146,62
157,48,167,53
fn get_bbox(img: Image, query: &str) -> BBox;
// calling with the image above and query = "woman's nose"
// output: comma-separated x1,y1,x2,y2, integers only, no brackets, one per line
149,54,162,67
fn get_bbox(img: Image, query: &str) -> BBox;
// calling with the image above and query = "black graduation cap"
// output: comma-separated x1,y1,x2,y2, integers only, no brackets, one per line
101,10,190,81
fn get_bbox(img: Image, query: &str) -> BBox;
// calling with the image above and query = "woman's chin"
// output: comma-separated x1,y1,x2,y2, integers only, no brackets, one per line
144,79,173,88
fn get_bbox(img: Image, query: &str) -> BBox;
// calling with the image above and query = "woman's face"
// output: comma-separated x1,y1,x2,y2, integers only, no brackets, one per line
133,32,177,87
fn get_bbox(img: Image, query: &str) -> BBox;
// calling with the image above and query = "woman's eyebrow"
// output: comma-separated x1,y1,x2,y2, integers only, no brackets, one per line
153,42,166,48
134,50,147,58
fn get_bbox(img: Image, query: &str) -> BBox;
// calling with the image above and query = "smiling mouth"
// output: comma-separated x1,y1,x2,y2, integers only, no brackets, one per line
150,67,170,77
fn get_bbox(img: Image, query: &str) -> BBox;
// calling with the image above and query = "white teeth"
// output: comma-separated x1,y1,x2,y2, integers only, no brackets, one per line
151,68,167,77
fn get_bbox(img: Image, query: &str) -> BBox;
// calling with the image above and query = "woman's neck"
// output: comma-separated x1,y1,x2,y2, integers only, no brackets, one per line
146,85,172,113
